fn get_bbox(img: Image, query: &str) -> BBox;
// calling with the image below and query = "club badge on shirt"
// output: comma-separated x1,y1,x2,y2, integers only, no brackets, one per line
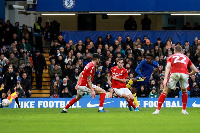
11,77,13,80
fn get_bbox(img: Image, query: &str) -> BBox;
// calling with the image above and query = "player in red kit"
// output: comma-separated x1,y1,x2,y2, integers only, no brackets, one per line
153,46,198,115
107,58,139,111
61,53,109,113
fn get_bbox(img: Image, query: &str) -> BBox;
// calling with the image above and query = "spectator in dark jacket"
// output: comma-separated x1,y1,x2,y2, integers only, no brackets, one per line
49,40,60,59
154,38,165,53
21,72,32,98
137,85,148,97
142,39,154,53
141,15,151,30
191,84,200,97
33,50,47,89
70,67,80,86
62,63,72,78
58,35,66,47
124,16,137,30
59,78,73,98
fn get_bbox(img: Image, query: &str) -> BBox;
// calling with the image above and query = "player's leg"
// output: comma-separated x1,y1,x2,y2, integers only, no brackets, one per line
61,93,82,113
94,86,109,112
153,73,178,114
61,86,85,113
115,88,138,111
127,78,140,107
131,86,139,108
152,86,170,114
127,93,139,111
180,74,189,114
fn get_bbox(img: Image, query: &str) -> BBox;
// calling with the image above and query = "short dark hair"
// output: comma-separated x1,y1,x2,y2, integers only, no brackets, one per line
174,45,182,52
92,53,100,60
146,53,153,58
117,58,124,63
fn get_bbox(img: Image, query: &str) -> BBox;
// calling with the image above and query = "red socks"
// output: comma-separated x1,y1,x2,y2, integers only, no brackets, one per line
65,97,77,109
182,91,188,110
127,100,136,109
157,92,167,110
99,93,106,107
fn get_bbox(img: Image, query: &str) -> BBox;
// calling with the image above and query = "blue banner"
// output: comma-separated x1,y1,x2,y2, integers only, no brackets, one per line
36,0,200,12
3,98,200,108
61,31,200,46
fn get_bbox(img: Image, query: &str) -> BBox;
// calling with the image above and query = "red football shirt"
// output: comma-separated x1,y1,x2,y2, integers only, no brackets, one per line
109,66,128,88
78,62,95,88
167,53,193,74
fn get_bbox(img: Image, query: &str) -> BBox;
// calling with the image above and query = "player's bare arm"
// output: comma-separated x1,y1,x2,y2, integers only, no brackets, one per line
163,62,172,86
189,64,199,76
87,76,95,98
112,76,128,83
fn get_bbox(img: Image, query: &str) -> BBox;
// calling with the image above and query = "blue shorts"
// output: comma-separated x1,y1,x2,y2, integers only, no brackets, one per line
132,76,149,90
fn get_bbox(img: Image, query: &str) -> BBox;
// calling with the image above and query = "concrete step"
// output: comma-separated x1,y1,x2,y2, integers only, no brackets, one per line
43,53,49,57
33,77,50,82
32,81,51,86
32,70,49,74
31,89,50,94
31,94,50,98
32,85,50,89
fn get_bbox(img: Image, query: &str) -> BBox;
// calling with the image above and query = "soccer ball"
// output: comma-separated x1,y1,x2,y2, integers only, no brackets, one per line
2,99,10,107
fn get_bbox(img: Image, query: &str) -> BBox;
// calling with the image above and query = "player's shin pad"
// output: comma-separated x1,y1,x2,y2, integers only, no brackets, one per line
133,93,139,107
126,79,133,89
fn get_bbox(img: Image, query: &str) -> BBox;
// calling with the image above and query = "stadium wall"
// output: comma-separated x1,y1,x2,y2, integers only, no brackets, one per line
5,98,200,108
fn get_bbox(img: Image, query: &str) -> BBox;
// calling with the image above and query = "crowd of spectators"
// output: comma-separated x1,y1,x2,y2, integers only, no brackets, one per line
1,18,200,99
48,33,200,98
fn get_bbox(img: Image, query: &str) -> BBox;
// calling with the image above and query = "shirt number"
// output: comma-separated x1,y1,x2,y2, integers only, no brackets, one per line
173,55,186,64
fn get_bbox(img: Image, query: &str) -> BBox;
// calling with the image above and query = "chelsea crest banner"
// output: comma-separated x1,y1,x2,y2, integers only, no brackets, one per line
63,0,75,9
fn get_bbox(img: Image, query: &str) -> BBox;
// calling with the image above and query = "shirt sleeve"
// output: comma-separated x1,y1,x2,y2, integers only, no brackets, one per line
153,61,159,68
135,60,144,77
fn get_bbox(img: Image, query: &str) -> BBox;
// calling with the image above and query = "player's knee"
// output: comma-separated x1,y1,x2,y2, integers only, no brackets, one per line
182,89,187,92
129,96,134,101
101,89,106,94
122,94,129,100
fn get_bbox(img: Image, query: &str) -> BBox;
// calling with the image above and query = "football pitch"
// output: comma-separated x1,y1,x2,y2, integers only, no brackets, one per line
0,108,200,133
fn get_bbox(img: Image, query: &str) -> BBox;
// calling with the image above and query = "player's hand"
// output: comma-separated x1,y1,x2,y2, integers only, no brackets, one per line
142,77,146,80
75,85,79,90
91,90,96,99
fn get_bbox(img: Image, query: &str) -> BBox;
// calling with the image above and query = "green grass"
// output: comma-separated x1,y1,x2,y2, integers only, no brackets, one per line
0,108,200,133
